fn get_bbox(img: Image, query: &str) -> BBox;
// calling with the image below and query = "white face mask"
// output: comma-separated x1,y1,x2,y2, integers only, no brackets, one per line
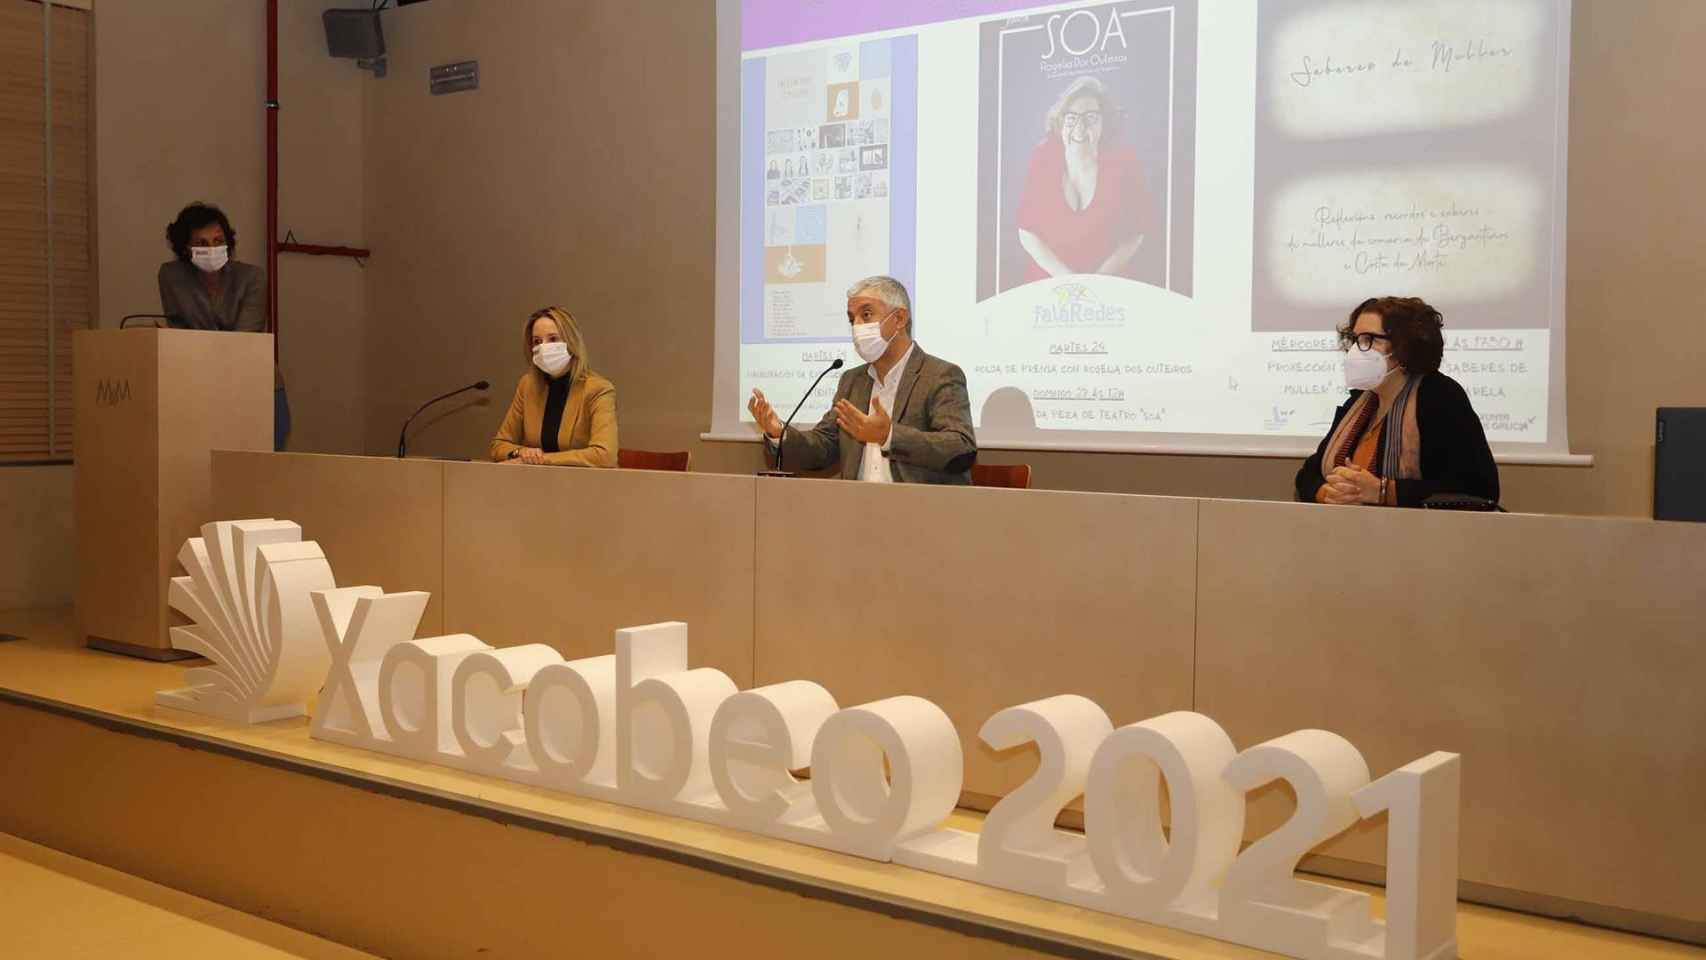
532,341,572,378
851,315,893,363
190,245,229,274
1343,346,1393,391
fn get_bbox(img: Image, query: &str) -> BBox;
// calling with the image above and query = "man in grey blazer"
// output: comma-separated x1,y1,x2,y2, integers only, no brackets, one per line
748,276,977,484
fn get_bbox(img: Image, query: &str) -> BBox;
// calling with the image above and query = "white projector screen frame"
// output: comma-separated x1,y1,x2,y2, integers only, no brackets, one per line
708,0,1587,466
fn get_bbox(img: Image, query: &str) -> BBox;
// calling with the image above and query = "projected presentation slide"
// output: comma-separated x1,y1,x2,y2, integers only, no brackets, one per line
726,0,1570,454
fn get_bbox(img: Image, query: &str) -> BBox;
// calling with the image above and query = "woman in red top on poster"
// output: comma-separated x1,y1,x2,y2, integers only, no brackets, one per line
1015,76,1153,285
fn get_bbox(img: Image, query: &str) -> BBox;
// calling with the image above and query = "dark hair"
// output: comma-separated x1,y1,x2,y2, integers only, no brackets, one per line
165,203,237,263
1339,296,1445,374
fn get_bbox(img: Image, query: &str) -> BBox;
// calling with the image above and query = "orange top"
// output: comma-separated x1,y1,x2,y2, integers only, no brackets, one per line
1350,421,1383,471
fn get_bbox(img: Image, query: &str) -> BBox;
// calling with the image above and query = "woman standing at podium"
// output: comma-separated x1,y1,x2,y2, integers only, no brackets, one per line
157,202,288,449
489,306,618,467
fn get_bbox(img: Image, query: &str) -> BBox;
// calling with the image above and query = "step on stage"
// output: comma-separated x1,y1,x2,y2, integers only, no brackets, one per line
0,608,1695,960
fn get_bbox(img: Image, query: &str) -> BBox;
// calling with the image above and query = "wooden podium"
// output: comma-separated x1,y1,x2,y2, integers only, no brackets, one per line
73,328,273,659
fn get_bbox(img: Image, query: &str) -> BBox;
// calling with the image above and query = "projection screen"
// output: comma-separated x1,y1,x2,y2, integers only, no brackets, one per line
709,0,1580,462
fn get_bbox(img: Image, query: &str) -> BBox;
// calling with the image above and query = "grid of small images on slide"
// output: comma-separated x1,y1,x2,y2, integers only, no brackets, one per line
753,38,908,341
763,110,890,208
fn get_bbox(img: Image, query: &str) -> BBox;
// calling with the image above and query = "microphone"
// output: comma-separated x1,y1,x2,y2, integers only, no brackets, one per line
397,380,490,459
119,313,172,329
769,358,843,474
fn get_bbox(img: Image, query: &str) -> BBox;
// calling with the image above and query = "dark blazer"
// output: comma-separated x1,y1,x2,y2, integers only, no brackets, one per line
779,347,977,484
1294,372,1499,507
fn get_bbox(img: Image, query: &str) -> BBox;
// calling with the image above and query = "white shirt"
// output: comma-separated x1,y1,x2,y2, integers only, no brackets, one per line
859,343,914,483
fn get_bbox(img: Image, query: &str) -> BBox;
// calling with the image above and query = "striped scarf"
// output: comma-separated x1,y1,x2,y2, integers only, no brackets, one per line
1321,374,1424,483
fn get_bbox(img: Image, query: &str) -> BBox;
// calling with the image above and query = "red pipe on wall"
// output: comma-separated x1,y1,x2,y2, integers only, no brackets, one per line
263,3,376,359
266,0,279,359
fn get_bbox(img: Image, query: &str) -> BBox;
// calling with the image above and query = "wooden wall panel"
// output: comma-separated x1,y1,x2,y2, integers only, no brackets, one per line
753,479,1198,802
211,451,447,636
1196,499,1706,923
442,463,757,686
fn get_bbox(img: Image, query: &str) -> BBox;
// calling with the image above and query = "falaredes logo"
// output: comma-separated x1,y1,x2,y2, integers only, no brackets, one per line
1033,281,1127,328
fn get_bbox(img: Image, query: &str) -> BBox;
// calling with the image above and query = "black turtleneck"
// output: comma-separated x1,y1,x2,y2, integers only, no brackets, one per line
540,376,570,453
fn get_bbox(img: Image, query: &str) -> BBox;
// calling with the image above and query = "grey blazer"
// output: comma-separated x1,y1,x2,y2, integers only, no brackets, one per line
158,259,280,387
779,347,977,484
158,259,269,333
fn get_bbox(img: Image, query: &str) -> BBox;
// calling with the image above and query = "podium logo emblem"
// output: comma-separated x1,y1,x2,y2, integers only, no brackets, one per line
95,378,130,406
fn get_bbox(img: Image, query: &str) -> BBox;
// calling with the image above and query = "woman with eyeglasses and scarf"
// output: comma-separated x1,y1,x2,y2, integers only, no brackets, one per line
1296,296,1499,507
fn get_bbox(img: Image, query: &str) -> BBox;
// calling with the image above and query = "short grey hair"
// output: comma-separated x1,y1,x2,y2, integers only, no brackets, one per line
846,275,912,334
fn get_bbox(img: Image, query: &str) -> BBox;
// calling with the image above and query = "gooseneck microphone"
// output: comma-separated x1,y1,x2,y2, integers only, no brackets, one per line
397,380,490,459
772,358,844,473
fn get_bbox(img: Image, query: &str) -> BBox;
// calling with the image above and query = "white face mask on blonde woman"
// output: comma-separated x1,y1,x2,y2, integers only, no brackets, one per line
532,342,571,378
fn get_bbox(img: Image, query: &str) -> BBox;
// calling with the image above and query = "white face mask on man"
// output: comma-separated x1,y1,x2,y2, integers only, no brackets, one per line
190,245,229,274
851,312,896,363
532,341,572,378
1343,345,1393,391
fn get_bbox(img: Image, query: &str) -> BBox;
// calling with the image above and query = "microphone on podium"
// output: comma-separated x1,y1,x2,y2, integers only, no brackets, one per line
761,358,843,477
396,380,490,459
119,313,173,329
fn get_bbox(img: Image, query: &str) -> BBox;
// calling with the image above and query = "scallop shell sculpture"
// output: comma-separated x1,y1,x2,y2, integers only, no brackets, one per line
155,519,336,723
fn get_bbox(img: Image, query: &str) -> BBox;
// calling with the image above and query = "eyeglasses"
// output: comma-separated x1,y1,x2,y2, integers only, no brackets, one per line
848,307,897,325
1062,111,1103,129
1350,332,1392,352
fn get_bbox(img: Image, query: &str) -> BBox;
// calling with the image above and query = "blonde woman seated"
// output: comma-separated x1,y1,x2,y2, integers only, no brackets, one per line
490,306,618,467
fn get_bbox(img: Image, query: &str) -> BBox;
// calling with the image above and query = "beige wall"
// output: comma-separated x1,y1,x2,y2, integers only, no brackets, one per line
0,466,73,610
1548,0,1706,516
93,1,265,329
361,1,722,462
92,0,365,454
274,0,367,455
361,0,1706,515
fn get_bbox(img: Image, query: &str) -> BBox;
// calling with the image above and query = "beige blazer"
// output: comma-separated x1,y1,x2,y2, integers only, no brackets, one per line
489,370,618,467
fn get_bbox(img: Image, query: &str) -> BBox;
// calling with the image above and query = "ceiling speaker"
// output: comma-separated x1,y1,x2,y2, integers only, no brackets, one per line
323,9,385,60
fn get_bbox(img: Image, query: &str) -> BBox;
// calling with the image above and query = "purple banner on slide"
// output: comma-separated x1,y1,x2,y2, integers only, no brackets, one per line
742,0,1046,50
739,58,766,344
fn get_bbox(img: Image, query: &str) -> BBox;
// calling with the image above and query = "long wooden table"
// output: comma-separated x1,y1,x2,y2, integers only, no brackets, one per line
210,451,1706,943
